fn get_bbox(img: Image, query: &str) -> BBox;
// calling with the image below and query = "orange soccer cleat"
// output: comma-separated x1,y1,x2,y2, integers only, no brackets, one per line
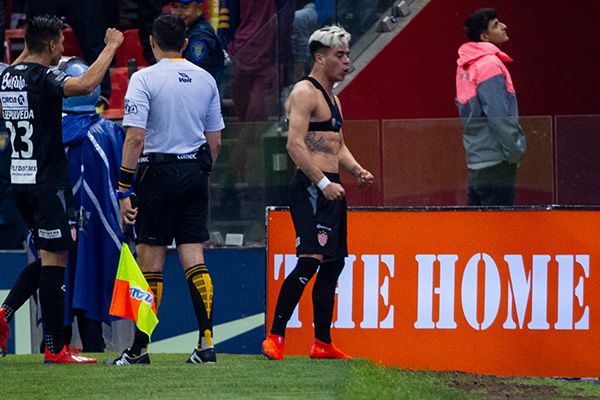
309,339,352,360
262,334,284,361
0,307,9,357
44,345,97,364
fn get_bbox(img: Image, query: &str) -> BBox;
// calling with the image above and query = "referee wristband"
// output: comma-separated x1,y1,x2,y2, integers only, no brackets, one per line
317,176,331,190
116,190,133,200
118,166,135,189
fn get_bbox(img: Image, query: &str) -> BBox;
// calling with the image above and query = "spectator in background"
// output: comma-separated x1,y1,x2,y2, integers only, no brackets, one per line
0,1,5,61
59,57,125,352
335,0,380,38
455,8,526,206
9,0,28,29
227,0,278,122
216,0,238,51
292,1,318,81
118,0,164,65
225,0,294,189
171,0,225,81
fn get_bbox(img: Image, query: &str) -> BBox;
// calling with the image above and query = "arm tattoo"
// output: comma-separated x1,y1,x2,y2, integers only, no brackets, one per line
305,131,332,154
351,165,362,177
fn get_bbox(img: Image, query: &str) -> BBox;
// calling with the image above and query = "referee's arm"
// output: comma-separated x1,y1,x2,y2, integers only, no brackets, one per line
118,127,144,226
205,130,222,164
120,127,145,179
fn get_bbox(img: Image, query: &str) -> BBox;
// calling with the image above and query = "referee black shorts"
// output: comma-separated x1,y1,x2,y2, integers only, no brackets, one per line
14,188,77,252
288,170,348,260
134,160,210,246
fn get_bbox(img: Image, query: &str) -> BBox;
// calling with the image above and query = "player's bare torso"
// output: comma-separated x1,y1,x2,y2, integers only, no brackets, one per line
286,80,342,174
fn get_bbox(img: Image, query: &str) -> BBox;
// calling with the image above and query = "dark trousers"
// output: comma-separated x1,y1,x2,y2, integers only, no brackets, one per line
467,161,517,206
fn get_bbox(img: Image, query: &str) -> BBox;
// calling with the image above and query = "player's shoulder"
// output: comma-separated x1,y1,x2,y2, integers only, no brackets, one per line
289,80,319,103
2,62,41,79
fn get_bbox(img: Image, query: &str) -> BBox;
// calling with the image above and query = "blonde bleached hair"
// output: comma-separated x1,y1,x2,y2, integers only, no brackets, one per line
308,25,351,59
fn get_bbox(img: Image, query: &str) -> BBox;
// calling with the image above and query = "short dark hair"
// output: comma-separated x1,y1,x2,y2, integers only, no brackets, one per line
465,8,497,42
152,14,186,52
25,15,65,54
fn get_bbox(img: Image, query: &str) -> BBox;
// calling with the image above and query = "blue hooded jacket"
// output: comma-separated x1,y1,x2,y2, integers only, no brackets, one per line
62,112,125,323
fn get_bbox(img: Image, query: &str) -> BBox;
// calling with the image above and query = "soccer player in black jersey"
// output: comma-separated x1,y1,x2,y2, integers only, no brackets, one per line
0,15,123,363
262,26,374,361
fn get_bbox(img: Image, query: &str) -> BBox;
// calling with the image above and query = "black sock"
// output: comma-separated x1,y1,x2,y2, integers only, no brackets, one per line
77,315,105,352
271,257,320,337
64,323,73,346
131,272,163,356
39,266,66,354
313,258,345,344
185,264,214,349
2,259,42,322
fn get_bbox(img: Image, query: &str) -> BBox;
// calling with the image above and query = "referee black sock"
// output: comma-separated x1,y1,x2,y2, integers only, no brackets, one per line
131,272,163,356
185,264,214,349
39,266,66,354
313,257,345,344
271,257,320,337
2,259,42,322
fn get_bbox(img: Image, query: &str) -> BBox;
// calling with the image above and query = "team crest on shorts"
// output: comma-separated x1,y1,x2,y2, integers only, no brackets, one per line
317,230,328,247
71,226,77,242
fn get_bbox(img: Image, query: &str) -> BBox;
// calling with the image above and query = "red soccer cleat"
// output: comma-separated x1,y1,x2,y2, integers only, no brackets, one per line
65,345,83,355
262,334,284,361
309,339,352,360
44,345,97,364
0,307,10,357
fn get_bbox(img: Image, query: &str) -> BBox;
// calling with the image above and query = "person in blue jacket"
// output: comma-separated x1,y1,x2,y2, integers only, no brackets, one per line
171,0,225,81
60,57,125,351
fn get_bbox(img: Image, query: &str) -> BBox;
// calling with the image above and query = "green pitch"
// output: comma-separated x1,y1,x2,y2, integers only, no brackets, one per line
1,354,598,399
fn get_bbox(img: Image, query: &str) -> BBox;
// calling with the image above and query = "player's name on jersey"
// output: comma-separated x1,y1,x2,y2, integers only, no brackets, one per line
2,109,34,120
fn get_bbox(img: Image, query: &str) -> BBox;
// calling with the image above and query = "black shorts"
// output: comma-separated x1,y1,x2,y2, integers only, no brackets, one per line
14,188,77,252
289,170,348,259
134,159,210,246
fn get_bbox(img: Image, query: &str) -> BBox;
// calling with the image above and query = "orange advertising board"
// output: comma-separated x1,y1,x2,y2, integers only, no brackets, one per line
266,208,600,377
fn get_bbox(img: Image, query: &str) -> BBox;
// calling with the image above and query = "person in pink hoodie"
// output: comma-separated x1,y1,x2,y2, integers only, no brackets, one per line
455,8,526,206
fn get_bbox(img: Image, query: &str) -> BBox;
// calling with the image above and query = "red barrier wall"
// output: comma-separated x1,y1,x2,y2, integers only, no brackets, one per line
339,0,600,119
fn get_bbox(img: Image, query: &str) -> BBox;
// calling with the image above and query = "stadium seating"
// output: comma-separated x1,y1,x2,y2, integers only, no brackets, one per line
4,27,84,64
3,29,24,64
62,27,84,58
104,67,128,120
114,29,149,68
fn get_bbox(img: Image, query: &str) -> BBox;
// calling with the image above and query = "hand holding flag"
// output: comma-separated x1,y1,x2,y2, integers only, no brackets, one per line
109,243,158,339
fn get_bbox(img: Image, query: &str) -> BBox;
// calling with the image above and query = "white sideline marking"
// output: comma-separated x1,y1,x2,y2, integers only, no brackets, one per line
149,312,264,353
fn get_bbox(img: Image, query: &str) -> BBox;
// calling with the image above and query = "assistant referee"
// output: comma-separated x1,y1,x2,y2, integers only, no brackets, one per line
113,14,224,365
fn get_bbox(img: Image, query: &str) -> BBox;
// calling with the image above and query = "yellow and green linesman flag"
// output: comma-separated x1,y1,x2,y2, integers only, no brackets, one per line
109,244,158,338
